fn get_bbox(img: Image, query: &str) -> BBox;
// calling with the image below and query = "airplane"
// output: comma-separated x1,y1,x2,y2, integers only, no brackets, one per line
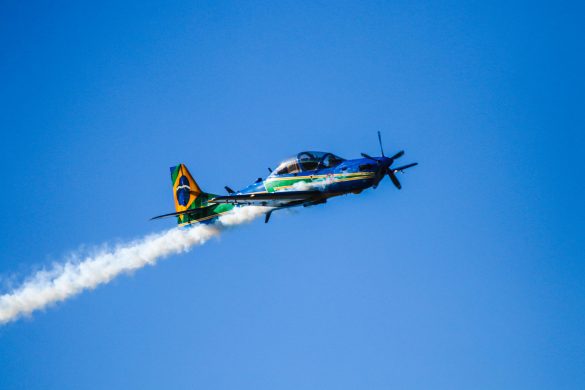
152,132,418,226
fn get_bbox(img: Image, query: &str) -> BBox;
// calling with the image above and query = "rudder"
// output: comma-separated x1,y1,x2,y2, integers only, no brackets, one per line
170,164,202,214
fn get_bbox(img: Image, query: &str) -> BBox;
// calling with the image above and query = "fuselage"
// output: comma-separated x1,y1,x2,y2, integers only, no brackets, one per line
234,152,391,208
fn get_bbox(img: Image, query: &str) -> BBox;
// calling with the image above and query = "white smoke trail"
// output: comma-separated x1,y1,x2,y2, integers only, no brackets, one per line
0,206,269,325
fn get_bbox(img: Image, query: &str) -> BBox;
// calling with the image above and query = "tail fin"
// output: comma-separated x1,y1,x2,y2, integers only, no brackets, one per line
153,164,229,226
170,164,203,214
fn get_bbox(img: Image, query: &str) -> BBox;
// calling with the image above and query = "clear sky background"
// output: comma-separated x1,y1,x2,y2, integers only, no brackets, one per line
1,1,583,389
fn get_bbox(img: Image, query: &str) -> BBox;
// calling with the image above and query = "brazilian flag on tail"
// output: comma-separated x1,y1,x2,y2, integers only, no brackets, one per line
169,164,234,226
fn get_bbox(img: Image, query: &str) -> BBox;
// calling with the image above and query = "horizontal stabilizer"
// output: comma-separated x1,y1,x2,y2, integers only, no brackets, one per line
151,208,202,220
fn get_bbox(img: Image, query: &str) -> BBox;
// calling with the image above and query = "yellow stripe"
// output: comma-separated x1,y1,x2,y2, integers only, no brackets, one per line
335,176,374,183
266,172,373,181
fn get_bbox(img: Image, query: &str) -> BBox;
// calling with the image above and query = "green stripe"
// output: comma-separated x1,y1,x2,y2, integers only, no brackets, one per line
264,173,372,192
179,203,235,225
170,165,180,185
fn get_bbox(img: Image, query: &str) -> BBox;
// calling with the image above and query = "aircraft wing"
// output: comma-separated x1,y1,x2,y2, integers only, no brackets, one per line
209,191,323,207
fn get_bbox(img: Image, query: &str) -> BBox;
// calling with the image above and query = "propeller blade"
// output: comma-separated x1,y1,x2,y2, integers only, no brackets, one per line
377,131,385,157
388,171,402,189
393,162,418,173
361,152,377,161
390,150,405,160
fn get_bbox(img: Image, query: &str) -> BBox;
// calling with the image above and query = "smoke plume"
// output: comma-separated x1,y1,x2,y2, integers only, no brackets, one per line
0,206,268,325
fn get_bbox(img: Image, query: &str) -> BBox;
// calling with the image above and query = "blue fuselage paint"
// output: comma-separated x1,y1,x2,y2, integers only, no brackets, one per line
234,156,393,207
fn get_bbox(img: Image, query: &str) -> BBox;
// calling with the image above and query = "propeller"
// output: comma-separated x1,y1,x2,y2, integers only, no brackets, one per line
390,150,404,160
378,131,385,157
361,152,376,160
392,162,418,173
362,131,417,190
387,170,402,189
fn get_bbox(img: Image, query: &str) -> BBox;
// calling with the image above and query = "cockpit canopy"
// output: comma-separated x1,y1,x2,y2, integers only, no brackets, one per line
272,151,345,175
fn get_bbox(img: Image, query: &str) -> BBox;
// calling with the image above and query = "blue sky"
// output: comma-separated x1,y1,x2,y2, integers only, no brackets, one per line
0,1,583,388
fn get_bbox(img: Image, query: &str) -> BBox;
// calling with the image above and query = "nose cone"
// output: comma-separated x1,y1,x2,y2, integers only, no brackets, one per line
371,157,392,188
378,156,392,166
